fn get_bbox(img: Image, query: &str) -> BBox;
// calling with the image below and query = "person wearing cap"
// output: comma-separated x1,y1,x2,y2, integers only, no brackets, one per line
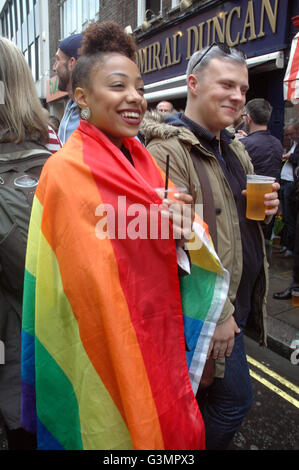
53,33,83,144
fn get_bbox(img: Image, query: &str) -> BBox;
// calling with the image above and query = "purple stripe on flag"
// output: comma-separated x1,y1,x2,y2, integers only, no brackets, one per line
21,379,36,433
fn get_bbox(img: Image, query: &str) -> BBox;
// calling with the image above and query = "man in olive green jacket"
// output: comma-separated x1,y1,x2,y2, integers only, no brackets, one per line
141,44,280,450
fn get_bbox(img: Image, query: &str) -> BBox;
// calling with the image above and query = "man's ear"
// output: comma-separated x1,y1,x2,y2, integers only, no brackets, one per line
187,74,199,96
247,114,253,126
68,56,77,72
74,87,89,110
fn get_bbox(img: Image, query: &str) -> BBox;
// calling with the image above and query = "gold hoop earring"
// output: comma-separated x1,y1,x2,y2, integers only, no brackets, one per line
80,107,91,120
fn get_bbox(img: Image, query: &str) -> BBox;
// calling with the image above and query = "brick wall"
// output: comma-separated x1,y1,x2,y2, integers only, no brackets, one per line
48,0,61,77
99,0,138,29
162,0,173,17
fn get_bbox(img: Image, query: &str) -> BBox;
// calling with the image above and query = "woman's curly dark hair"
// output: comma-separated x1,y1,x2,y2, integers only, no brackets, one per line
80,21,136,59
72,21,137,92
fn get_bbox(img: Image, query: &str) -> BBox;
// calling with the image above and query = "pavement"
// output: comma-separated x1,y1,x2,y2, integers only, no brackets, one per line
262,242,299,360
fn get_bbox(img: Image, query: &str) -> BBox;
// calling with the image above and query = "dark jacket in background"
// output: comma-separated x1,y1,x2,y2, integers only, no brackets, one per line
241,130,283,180
0,140,50,432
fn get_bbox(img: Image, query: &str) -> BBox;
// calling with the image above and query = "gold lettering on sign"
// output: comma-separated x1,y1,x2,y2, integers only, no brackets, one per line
147,44,153,72
186,25,198,59
212,11,227,43
186,22,206,59
226,7,241,46
258,0,278,38
198,22,205,50
152,41,162,70
147,42,160,72
162,37,172,67
172,32,182,65
137,0,280,75
136,48,148,74
240,0,257,44
206,18,213,46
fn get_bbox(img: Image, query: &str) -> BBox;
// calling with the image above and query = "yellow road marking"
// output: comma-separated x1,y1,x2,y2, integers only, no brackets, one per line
249,370,299,409
247,355,299,395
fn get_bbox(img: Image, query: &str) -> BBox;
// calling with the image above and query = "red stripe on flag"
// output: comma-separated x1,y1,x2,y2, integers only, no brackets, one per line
81,127,205,450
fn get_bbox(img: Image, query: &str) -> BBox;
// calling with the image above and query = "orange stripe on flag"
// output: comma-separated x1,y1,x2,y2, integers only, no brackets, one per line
38,132,164,449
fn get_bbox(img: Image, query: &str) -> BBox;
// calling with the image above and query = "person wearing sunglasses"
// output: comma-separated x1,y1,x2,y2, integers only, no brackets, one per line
141,42,280,450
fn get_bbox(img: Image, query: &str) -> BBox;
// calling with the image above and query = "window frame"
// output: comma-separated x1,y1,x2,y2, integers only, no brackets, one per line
137,0,162,27
60,0,100,38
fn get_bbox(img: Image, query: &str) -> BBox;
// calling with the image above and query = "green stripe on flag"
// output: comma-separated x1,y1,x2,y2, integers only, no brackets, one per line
22,269,36,336
180,264,217,320
36,337,83,450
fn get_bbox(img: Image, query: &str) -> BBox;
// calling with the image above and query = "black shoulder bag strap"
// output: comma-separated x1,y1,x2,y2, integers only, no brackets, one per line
189,149,218,252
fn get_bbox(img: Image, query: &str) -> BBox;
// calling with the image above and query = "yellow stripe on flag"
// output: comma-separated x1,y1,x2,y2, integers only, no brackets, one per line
35,231,133,450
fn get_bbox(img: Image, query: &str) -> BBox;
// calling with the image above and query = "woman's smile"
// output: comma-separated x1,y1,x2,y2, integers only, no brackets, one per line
118,109,142,125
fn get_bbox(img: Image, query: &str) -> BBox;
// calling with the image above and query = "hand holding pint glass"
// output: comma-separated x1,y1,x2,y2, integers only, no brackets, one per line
245,175,279,221
292,288,299,307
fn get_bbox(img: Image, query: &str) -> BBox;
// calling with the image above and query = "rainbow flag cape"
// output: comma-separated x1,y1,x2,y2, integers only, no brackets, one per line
181,217,229,394
21,121,228,450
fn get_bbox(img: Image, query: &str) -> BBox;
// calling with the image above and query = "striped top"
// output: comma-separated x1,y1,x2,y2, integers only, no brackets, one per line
284,32,299,104
46,125,62,154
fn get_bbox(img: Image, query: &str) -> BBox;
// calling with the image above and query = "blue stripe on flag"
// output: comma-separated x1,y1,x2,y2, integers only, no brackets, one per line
183,316,203,368
21,329,35,386
37,418,65,450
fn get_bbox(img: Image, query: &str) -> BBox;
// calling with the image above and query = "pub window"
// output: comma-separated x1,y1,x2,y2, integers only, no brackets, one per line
8,1,15,39
22,0,27,18
28,7,34,45
137,0,161,26
35,36,40,81
13,0,18,31
34,1,39,36
24,48,28,65
17,0,23,24
17,28,22,50
29,43,35,81
146,0,161,16
61,0,99,38
0,17,5,37
22,19,28,52
171,0,179,7
4,8,9,38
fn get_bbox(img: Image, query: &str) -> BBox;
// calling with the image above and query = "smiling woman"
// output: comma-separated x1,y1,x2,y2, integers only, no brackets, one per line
72,22,147,147
20,21,209,450
73,54,147,147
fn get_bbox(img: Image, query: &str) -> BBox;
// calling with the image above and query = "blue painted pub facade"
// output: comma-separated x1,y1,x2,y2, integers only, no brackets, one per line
136,0,299,141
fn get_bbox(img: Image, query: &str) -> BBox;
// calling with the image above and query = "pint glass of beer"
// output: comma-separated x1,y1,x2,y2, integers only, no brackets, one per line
246,175,275,221
292,289,299,307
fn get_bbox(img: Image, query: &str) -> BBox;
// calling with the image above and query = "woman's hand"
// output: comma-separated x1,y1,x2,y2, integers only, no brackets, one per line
161,193,195,247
